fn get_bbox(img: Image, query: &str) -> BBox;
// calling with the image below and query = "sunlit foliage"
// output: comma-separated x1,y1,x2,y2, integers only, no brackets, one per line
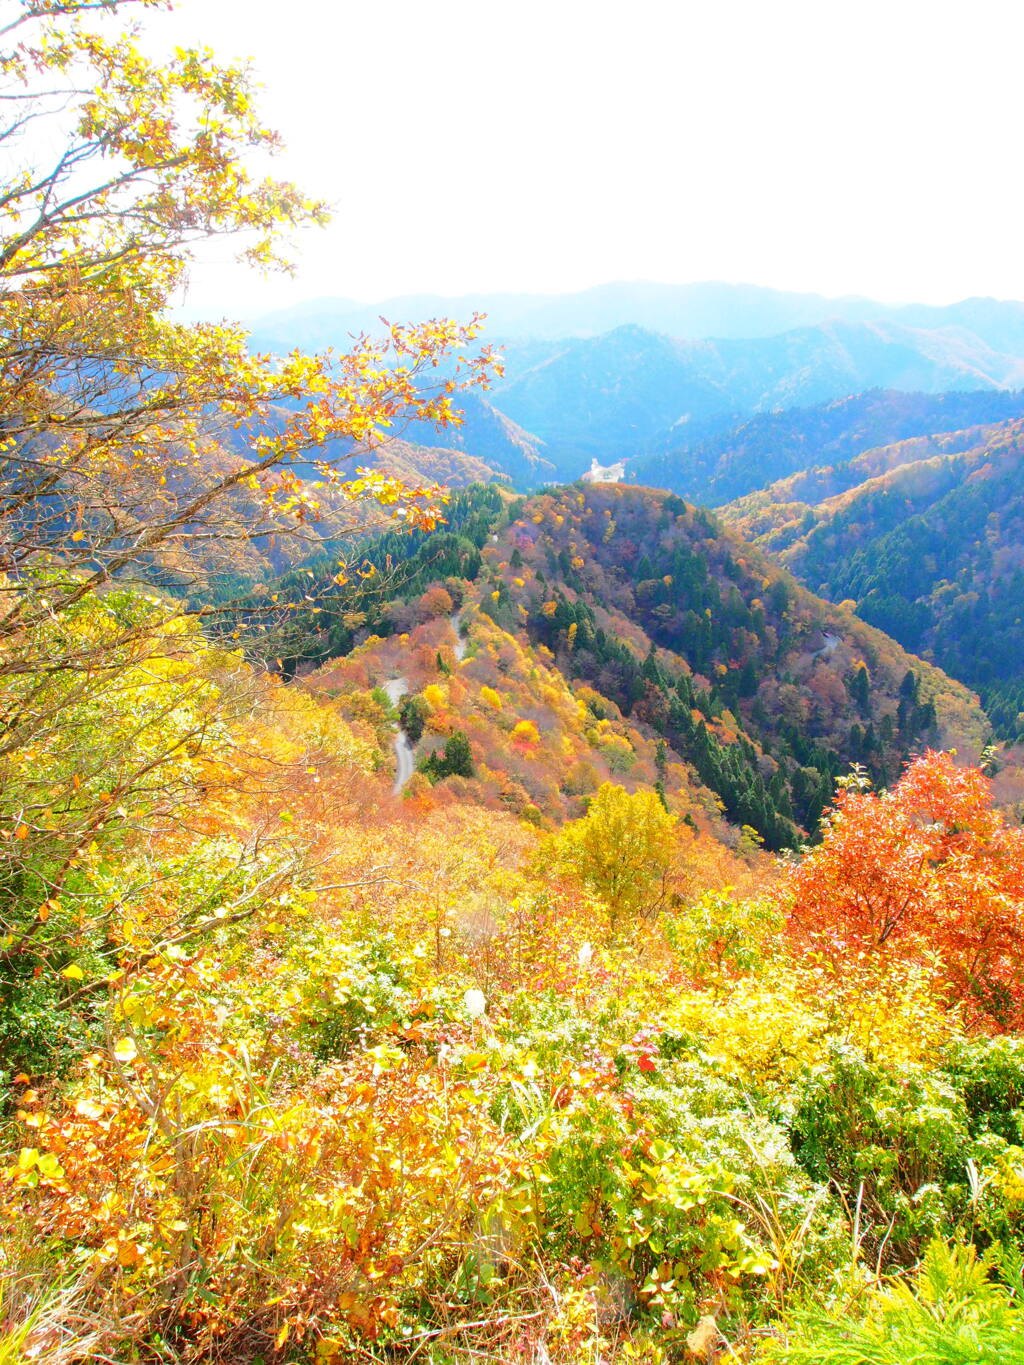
2,5,1023,1365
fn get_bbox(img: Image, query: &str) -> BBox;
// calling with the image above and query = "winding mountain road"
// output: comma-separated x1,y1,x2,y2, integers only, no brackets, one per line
384,612,467,796
382,676,413,795
451,607,467,662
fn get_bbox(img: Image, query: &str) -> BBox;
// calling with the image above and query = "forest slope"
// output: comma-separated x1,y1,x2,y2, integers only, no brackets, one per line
722,419,1024,737
286,483,989,850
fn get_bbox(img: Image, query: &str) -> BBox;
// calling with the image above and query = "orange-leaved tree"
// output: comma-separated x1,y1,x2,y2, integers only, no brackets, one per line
780,751,1024,1029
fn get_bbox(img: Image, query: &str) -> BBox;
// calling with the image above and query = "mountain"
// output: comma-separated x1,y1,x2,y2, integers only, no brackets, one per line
491,325,1024,479
248,281,1024,348
632,389,1024,506
285,482,989,850
246,287,1024,486
353,435,499,489
490,326,733,476
395,388,553,487
721,418,1024,738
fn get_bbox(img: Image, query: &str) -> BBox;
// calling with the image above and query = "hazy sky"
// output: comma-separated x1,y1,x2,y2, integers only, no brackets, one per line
160,0,1024,317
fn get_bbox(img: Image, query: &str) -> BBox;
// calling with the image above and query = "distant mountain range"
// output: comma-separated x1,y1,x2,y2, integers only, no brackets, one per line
248,281,1024,348
247,285,1024,484
396,390,553,487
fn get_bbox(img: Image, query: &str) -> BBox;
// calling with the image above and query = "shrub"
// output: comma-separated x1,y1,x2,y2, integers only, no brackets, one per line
780,752,1024,1031
480,685,503,711
765,1240,1024,1365
787,1045,972,1261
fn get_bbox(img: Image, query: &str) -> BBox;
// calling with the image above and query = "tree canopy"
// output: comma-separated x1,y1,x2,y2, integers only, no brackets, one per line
551,781,678,928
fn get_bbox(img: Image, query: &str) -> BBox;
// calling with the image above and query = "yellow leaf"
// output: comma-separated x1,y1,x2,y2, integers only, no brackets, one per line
276,1324,290,1349
61,964,84,980
38,1153,64,1180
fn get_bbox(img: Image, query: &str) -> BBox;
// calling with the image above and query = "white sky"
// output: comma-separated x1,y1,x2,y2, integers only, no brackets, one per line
158,0,1024,317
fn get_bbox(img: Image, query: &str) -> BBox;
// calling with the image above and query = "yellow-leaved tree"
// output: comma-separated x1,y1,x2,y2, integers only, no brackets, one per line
0,0,496,1020
550,781,678,930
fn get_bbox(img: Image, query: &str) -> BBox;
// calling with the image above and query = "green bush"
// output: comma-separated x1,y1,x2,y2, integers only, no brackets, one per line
421,730,474,782
492,995,847,1334
764,1239,1024,1364
942,1036,1024,1147
282,929,415,1060
787,1045,972,1261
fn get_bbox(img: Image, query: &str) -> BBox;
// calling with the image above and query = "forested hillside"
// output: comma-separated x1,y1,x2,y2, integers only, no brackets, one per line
269,482,987,850
724,419,1024,739
4,5,1024,1365
633,388,1024,504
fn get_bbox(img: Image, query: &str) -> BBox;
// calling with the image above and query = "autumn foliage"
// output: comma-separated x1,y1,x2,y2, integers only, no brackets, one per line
4,4,1024,1365
781,750,1024,1029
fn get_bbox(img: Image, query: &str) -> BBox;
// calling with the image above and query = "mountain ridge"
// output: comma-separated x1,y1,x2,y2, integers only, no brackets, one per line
281,481,990,849
247,280,1024,347
719,417,1024,738
632,388,1024,505
491,325,1024,478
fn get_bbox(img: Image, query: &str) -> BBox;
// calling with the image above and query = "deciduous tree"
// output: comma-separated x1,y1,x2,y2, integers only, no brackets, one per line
0,0,497,677
0,0,496,1053
551,781,678,930
781,751,1024,1029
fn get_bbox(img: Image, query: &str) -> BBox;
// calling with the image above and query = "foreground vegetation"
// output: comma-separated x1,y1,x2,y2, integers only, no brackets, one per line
3,593,1024,1363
